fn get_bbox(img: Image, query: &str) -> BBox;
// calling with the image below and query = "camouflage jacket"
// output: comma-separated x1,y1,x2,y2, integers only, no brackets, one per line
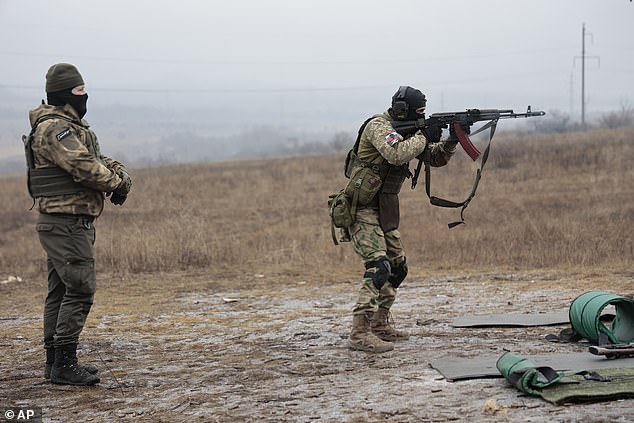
28,102,125,217
357,111,456,167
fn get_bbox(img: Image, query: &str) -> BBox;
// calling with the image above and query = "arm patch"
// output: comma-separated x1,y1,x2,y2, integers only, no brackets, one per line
56,129,71,141
385,132,400,146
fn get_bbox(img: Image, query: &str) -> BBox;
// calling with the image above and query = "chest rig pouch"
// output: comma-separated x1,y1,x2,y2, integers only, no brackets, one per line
344,158,386,207
378,164,410,232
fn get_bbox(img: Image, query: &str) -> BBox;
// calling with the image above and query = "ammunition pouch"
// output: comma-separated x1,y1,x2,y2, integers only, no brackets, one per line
328,190,353,229
344,164,384,207
328,190,354,245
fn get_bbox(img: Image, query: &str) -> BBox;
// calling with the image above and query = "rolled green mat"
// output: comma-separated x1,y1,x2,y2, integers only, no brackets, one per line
569,291,634,344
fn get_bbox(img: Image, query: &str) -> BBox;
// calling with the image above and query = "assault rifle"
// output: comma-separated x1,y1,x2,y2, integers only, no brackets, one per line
392,106,546,228
392,106,546,161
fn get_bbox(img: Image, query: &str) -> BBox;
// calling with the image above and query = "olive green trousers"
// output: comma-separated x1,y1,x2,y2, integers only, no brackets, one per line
37,213,96,348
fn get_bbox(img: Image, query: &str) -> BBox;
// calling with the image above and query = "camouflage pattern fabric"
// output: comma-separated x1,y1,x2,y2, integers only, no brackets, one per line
349,112,456,315
27,100,129,352
350,208,404,313
357,112,456,168
28,103,125,217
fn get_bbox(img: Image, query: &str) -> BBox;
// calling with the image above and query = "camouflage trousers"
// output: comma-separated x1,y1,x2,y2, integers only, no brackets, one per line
37,213,97,348
350,207,405,315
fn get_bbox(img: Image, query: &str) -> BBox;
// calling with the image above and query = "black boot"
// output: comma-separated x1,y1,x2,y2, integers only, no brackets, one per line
50,344,100,386
45,347,99,380
44,347,55,379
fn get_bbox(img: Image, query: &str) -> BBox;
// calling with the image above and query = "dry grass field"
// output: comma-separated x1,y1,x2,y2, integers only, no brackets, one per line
1,127,632,276
0,127,633,422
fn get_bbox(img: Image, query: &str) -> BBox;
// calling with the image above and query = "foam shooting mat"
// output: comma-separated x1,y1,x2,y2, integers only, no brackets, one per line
430,352,634,382
450,311,569,328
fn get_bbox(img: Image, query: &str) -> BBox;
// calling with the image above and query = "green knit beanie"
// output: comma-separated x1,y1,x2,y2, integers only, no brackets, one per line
45,63,84,93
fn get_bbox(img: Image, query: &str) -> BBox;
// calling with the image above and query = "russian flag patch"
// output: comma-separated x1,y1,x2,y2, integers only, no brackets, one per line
385,132,400,146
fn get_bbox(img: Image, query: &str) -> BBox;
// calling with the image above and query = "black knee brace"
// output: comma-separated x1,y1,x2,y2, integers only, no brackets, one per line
364,256,391,290
388,257,408,289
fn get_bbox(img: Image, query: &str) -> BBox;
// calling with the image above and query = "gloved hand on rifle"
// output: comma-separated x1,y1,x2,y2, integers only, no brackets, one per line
109,168,132,206
421,122,444,143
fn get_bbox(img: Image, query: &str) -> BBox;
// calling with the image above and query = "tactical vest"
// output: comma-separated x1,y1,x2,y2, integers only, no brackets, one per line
344,115,410,232
23,115,86,198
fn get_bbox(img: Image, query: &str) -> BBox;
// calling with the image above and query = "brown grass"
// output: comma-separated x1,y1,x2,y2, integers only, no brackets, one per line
1,127,632,278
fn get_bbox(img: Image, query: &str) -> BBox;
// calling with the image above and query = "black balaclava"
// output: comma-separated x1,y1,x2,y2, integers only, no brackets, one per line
45,63,88,119
390,86,427,121
47,89,88,119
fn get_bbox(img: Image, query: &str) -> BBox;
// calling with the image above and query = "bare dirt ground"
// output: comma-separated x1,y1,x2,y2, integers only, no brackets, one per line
1,268,633,423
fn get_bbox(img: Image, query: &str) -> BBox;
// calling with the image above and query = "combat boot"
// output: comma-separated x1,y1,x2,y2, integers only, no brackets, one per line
371,308,410,341
45,347,99,380
50,344,100,386
348,312,394,353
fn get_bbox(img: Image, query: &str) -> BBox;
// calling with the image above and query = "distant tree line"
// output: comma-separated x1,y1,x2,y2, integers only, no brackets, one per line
326,104,634,153
532,103,634,134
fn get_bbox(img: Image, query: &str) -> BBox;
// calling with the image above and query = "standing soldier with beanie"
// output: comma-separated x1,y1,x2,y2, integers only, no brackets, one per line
23,63,132,385
345,86,458,353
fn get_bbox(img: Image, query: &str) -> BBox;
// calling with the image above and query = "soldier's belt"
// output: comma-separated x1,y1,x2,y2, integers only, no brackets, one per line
41,212,95,222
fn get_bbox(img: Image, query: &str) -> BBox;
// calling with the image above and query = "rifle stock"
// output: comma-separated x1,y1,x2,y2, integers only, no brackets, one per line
589,344,634,358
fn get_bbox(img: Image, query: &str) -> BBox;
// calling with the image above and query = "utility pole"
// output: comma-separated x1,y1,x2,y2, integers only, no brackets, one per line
581,22,586,125
574,23,600,128
569,72,574,117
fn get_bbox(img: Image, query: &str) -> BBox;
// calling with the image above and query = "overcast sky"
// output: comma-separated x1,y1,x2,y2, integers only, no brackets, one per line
1,0,633,127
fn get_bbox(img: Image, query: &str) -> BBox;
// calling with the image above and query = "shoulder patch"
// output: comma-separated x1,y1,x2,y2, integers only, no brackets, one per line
56,128,71,141
385,132,400,146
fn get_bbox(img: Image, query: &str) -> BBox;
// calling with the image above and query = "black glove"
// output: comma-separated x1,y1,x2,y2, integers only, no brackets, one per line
110,192,127,206
422,123,443,143
110,169,131,206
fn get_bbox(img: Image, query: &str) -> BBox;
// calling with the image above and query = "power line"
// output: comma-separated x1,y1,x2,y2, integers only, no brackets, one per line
0,47,575,66
0,84,390,93
0,71,558,95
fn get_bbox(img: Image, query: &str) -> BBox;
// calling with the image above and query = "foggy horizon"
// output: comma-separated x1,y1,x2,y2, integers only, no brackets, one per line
1,0,633,167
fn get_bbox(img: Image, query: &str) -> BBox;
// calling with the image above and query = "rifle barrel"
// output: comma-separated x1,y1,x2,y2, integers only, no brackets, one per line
394,107,546,132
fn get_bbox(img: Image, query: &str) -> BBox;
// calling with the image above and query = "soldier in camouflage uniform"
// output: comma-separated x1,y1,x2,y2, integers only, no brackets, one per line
347,86,459,353
25,63,132,385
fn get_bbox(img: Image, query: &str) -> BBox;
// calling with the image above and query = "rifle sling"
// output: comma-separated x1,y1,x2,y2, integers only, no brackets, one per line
423,119,498,228
411,157,424,190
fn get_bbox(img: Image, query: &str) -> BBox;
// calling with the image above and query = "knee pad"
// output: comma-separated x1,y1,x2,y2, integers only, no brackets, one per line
364,256,391,290
388,257,408,289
